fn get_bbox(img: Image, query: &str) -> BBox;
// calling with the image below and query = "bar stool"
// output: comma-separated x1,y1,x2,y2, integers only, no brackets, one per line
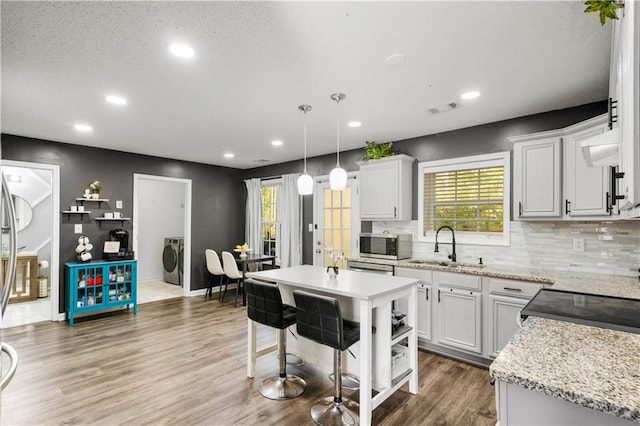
204,249,225,300
245,279,306,400
293,290,360,426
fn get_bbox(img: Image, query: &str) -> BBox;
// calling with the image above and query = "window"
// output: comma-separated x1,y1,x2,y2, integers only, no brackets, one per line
260,184,280,257
418,152,510,246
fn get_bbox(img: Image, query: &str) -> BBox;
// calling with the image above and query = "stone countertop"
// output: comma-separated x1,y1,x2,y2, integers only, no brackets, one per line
350,256,640,422
490,317,640,423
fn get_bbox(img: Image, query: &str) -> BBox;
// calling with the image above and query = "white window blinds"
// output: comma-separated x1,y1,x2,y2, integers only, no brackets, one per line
423,166,504,235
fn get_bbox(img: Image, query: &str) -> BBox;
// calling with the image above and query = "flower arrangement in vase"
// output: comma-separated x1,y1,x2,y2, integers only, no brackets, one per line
89,180,101,198
318,242,344,277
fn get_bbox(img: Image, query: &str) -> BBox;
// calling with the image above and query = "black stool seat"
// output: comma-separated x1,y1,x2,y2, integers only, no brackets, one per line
245,279,306,401
293,290,360,426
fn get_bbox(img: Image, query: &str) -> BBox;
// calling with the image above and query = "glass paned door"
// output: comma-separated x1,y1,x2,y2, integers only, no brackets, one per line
313,177,360,268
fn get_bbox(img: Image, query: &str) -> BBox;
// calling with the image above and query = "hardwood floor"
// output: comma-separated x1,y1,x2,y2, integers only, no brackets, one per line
1,296,496,425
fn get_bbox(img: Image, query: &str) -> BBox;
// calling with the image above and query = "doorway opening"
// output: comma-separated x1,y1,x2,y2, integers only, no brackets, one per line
133,174,192,301
2,160,60,328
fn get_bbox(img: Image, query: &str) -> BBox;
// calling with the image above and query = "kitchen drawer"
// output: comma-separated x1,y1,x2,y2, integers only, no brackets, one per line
395,267,432,284
488,278,542,298
434,271,481,291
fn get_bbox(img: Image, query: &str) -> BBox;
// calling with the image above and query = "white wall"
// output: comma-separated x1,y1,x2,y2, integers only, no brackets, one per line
136,178,185,281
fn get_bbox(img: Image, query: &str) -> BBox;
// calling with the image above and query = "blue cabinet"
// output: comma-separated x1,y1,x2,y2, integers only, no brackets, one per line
65,260,137,325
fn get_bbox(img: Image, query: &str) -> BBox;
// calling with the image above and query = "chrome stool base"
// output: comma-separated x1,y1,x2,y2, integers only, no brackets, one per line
277,352,305,366
259,375,306,400
328,372,360,391
310,396,360,426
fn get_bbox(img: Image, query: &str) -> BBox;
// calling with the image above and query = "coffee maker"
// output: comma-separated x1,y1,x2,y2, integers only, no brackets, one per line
103,228,134,261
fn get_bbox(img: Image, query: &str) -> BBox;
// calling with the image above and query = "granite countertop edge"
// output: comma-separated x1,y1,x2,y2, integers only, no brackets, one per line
489,318,640,423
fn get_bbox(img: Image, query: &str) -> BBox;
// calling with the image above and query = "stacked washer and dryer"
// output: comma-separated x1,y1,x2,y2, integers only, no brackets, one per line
162,237,183,285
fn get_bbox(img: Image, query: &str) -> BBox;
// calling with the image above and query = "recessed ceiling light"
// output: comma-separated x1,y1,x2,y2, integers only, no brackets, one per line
74,124,93,132
461,91,481,100
348,121,362,128
271,140,283,146
224,153,234,158
385,53,405,65
168,43,195,58
106,95,127,105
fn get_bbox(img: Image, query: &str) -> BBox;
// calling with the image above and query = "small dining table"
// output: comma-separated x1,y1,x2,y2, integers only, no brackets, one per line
233,252,276,306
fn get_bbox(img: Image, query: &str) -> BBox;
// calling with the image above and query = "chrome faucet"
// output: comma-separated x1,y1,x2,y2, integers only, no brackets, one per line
434,225,456,263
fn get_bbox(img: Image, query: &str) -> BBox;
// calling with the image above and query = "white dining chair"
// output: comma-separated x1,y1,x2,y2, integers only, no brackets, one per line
205,249,225,300
221,251,244,306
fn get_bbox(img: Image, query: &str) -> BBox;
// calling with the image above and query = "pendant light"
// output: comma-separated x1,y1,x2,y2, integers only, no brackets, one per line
297,104,314,195
329,93,347,191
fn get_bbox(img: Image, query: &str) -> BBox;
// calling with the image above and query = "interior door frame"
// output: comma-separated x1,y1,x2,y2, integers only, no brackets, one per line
2,160,61,321
132,174,192,297
312,172,360,266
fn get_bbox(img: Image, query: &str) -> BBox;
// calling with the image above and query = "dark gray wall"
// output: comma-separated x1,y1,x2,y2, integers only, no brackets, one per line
2,135,245,312
243,100,608,263
1,100,607,310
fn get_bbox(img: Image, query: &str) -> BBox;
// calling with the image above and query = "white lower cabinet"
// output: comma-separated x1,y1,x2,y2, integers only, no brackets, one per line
485,277,543,358
394,267,432,343
488,295,526,358
394,267,546,363
416,283,432,341
437,287,482,354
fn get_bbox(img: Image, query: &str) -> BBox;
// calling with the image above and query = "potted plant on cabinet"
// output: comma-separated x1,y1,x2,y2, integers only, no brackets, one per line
362,141,396,161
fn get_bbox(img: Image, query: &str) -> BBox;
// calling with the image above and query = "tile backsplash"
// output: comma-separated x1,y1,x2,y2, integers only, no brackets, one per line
371,220,640,277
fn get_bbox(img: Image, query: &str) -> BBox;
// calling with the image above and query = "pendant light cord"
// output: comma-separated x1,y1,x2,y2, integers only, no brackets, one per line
336,96,341,167
303,109,308,173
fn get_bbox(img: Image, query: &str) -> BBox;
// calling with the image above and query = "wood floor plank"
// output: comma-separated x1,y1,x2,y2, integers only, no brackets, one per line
2,296,496,425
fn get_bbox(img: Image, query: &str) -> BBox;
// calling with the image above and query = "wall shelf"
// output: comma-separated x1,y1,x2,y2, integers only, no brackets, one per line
62,211,92,220
75,197,109,208
94,217,130,227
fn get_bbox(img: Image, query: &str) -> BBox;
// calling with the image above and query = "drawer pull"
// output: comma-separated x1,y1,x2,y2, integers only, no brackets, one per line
503,287,523,292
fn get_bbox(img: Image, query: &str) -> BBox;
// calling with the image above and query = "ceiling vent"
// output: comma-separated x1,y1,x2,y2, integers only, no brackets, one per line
427,102,462,115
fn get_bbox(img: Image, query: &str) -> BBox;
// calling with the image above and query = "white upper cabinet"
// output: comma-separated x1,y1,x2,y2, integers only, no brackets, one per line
563,116,610,217
512,135,562,218
613,1,640,217
511,114,613,220
358,154,414,221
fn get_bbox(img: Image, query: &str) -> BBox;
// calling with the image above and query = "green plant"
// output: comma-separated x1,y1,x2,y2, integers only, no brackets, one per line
362,141,395,161
584,0,624,25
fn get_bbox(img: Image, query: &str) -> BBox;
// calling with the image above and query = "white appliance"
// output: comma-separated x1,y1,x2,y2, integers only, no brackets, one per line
162,237,183,285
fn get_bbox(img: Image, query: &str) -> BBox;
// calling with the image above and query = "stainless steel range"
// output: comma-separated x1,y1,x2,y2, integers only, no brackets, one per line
521,288,640,334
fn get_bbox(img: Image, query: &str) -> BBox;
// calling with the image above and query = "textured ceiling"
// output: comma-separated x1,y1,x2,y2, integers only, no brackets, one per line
1,1,611,169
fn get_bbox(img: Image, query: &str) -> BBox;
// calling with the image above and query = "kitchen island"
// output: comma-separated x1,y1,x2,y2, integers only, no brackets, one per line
246,265,419,426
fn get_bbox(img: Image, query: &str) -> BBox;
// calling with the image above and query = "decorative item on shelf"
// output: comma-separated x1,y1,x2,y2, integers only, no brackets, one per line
362,141,395,161
329,92,347,191
89,180,101,199
297,104,314,195
234,243,250,259
318,241,344,278
75,235,93,262
37,260,49,298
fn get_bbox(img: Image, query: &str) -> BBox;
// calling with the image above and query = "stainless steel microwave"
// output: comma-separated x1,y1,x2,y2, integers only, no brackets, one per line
359,233,412,260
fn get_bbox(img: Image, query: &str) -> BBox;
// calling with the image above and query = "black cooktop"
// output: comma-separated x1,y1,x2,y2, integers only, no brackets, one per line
521,288,640,334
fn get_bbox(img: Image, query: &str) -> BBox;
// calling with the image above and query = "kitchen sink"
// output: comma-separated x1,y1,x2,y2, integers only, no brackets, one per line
405,259,485,269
